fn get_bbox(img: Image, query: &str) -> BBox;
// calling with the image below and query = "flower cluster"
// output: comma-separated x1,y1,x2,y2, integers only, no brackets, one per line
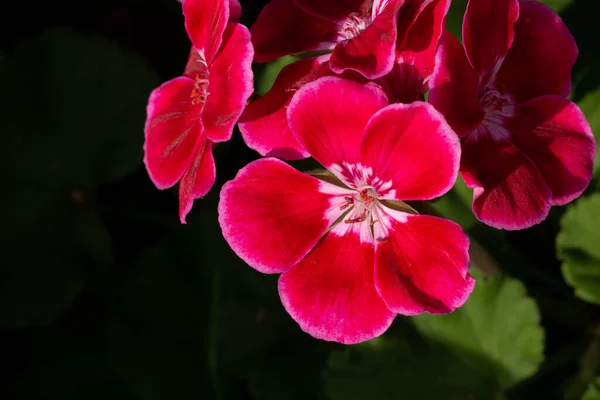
143,0,596,343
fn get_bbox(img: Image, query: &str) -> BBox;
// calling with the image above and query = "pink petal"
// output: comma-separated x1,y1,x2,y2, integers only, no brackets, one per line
495,0,577,102
428,32,485,137
292,0,365,20
374,211,474,315
202,23,254,143
360,102,460,200
183,0,229,63
238,58,322,160
278,223,395,344
218,158,344,274
178,137,216,223
509,96,596,206
250,0,337,63
461,132,552,230
143,77,202,190
462,0,519,84
287,77,388,171
397,0,451,80
229,0,241,21
330,0,403,79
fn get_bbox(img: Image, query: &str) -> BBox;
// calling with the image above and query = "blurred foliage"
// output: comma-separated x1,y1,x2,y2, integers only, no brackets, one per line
0,0,599,399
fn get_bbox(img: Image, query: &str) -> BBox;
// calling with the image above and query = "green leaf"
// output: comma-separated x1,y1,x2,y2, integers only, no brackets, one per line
429,175,477,231
577,87,600,176
557,194,600,304
254,55,299,96
325,273,544,400
414,272,545,387
583,378,600,400
540,0,574,13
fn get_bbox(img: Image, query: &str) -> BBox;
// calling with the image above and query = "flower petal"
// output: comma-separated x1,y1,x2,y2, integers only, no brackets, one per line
229,0,241,21
397,0,451,80
495,0,577,102
429,32,485,137
183,0,229,63
143,77,202,189
461,132,552,230
462,0,519,84
250,0,337,63
279,223,394,344
218,158,348,274
360,102,460,200
287,77,388,171
202,23,254,143
238,58,323,160
374,211,474,315
509,96,596,206
292,0,365,20
178,137,216,223
330,0,403,79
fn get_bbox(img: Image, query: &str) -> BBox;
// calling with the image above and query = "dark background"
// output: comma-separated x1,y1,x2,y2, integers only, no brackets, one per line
1,0,600,399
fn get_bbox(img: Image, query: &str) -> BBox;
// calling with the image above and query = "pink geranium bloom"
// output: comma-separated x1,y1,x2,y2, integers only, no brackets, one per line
251,0,403,79
219,77,474,344
378,0,450,103
429,0,596,230
143,0,253,223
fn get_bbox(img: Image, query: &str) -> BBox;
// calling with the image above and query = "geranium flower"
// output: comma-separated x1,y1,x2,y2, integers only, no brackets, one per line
143,0,253,223
251,0,403,79
429,0,596,230
219,77,474,344
378,0,450,103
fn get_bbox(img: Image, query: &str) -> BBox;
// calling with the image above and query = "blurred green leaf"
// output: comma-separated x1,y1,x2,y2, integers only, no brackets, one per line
445,0,466,41
0,27,158,328
557,194,600,304
583,378,600,400
540,0,574,13
326,272,543,400
254,55,299,96
414,272,545,387
577,87,600,176
429,175,477,231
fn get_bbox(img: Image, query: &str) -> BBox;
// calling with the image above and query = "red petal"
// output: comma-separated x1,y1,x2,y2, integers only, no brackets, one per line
178,137,216,223
509,96,595,206
183,0,229,63
330,0,403,79
238,58,323,160
278,224,394,344
495,0,577,102
218,158,346,274
287,77,388,172
376,62,425,104
397,0,451,80
375,211,474,315
462,0,519,84
461,132,552,230
250,0,337,63
429,32,485,137
229,0,241,21
143,77,202,190
202,23,254,143
396,0,423,47
360,102,460,200
292,0,365,20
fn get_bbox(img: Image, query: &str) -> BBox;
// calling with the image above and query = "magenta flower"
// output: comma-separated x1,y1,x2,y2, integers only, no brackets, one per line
143,0,253,223
377,0,450,103
251,0,403,79
429,0,596,230
219,77,474,344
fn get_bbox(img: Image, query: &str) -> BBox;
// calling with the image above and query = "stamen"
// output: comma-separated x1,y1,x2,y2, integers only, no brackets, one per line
190,73,210,105
339,196,355,211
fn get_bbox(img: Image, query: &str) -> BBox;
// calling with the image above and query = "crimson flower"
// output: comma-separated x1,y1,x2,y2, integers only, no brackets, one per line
143,0,253,223
429,0,596,230
251,0,403,79
219,78,474,344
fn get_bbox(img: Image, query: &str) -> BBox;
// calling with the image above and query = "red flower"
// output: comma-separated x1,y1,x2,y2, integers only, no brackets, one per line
377,0,450,103
219,78,474,344
251,0,403,79
143,0,253,223
429,0,596,230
